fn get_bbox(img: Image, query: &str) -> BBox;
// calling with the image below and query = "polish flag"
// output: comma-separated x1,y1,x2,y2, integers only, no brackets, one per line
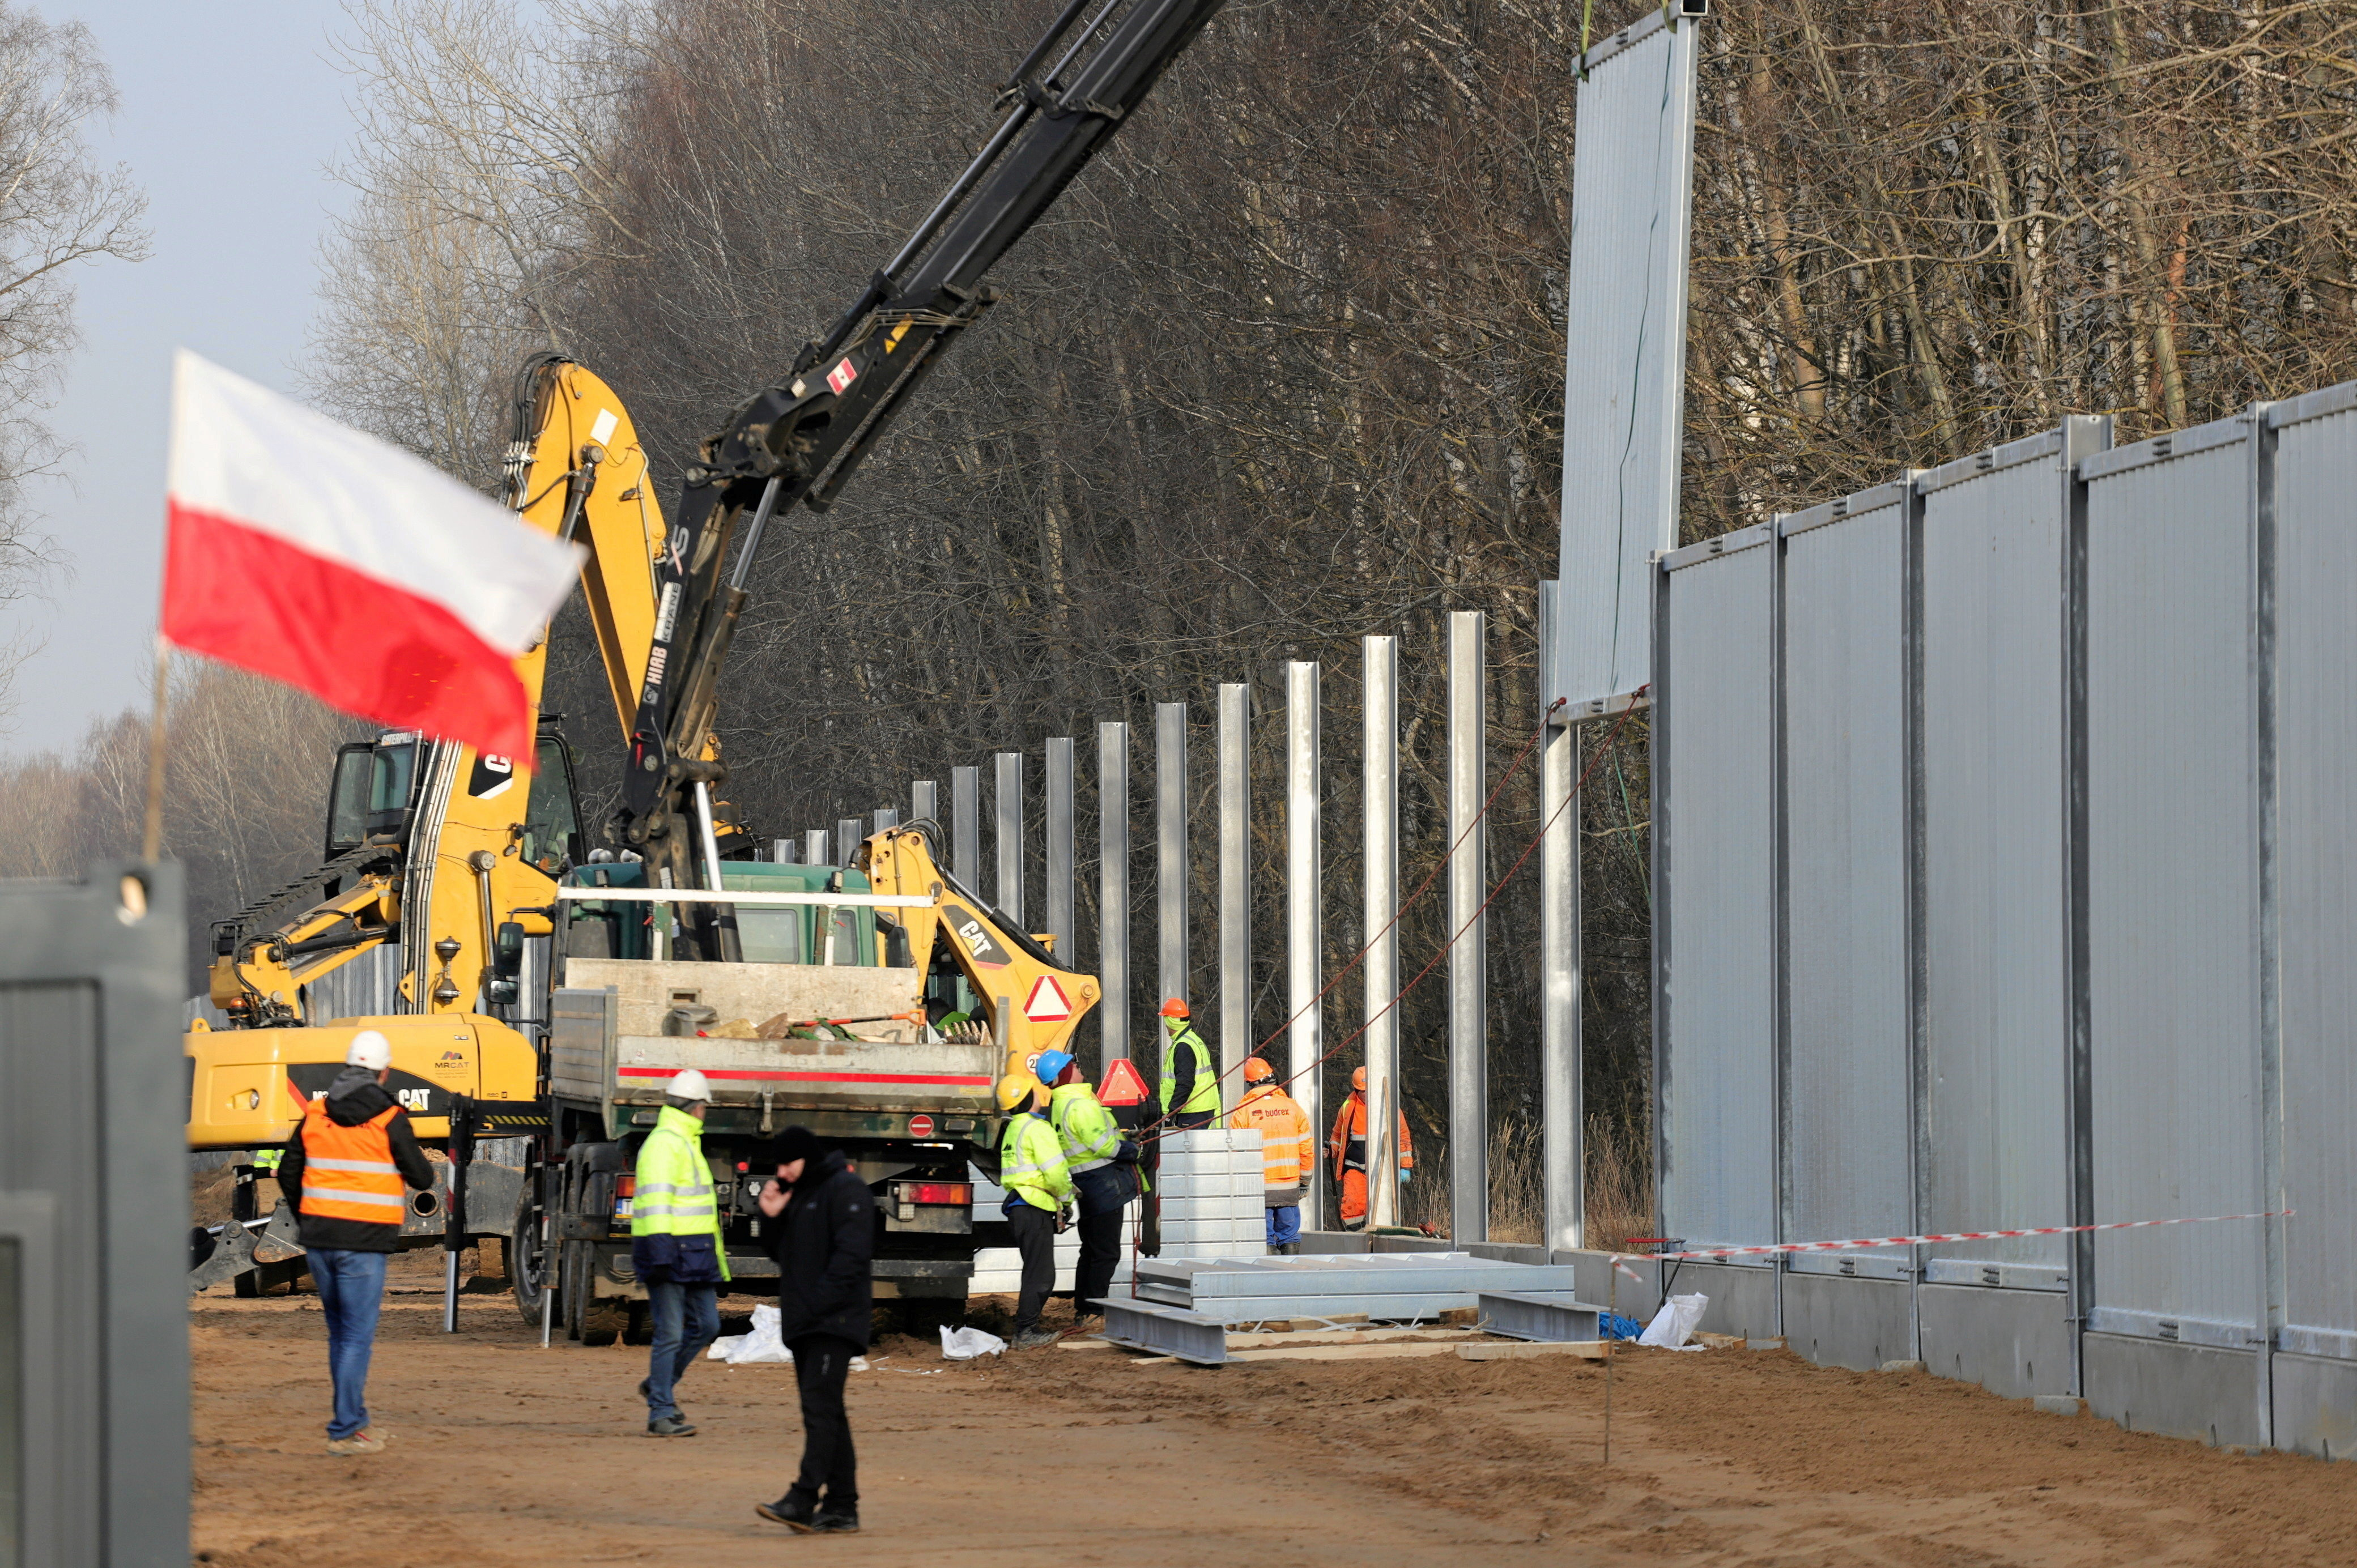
162,351,582,761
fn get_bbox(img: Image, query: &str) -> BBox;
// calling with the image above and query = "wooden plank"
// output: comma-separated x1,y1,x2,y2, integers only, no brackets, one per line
1454,1340,1607,1362
1054,1337,1117,1352
1225,1341,1463,1364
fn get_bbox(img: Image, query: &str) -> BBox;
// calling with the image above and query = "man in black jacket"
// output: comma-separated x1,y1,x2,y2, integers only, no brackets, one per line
751,1126,873,1536
276,1030,436,1454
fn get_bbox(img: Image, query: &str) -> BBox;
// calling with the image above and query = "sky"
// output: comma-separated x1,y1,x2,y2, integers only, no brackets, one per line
8,0,356,756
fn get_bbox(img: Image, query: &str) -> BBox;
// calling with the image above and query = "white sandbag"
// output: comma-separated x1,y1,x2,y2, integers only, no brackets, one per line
706,1335,744,1360
939,1324,1007,1360
725,1304,795,1365
1639,1292,1709,1350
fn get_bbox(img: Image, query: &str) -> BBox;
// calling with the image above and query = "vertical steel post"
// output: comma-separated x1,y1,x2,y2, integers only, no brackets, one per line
1286,662,1323,1224
2060,414,2108,1403
772,838,798,864
952,766,981,888
911,779,938,826
1045,738,1075,958
1902,473,1929,1366
995,751,1024,924
2247,402,2284,1449
1098,722,1130,1072
874,806,899,833
1157,703,1189,1021
1538,583,1582,1252
1363,636,1403,1232
1218,684,1250,1088
1448,610,1488,1245
804,829,829,867
835,817,861,867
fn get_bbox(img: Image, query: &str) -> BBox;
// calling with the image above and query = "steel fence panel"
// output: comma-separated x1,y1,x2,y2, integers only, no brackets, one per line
1781,495,1910,1266
2270,385,2357,1358
1660,530,1777,1254
1918,436,2070,1277
1554,6,1704,713
2079,419,2260,1341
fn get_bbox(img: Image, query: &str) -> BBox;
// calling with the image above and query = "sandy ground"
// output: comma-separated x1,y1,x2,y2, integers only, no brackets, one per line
191,1266,2357,1567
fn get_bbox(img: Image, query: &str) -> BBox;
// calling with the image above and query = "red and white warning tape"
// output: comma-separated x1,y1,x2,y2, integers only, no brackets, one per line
1607,1209,2294,1284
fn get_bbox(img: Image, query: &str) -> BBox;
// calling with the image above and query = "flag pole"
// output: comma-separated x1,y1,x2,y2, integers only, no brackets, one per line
141,633,169,862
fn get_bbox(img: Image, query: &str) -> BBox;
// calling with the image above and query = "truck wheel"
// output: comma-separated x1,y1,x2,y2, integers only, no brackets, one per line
509,1183,547,1326
579,1292,626,1347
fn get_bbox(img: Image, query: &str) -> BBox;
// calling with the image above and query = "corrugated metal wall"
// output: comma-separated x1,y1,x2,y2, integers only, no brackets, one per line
1658,529,1777,1253
2081,420,2260,1342
2272,386,2357,1360
1781,494,1911,1265
1916,436,2071,1278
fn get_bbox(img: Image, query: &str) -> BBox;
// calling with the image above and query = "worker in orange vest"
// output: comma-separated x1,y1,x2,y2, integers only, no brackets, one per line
276,1030,435,1455
1328,1065,1413,1231
1228,1058,1313,1252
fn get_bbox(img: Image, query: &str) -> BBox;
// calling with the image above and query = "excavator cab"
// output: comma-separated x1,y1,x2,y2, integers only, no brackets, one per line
320,731,424,859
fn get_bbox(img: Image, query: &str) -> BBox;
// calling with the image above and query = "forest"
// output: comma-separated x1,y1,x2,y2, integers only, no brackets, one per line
8,0,2356,1234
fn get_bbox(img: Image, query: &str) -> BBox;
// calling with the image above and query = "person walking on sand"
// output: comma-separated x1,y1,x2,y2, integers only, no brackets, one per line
276,1030,435,1456
754,1126,873,1536
631,1068,730,1437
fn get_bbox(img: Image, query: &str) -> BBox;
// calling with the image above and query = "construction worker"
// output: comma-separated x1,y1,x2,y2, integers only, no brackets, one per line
1158,997,1221,1129
995,1070,1073,1349
631,1068,730,1438
754,1125,873,1536
1229,1058,1313,1252
1329,1065,1413,1231
1038,1049,1138,1324
276,1029,434,1456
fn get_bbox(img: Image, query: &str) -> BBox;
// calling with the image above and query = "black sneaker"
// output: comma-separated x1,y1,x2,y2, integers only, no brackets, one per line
756,1493,818,1529
809,1507,861,1535
646,1414,697,1438
637,1378,652,1403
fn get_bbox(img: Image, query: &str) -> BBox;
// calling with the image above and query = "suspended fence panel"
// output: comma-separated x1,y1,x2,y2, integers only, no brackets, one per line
1780,491,1911,1268
1658,528,1777,1254
2081,419,2260,1343
2272,384,2357,1360
1917,434,2070,1280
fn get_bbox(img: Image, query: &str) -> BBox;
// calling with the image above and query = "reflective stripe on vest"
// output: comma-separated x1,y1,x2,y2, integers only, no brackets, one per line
1049,1084,1122,1171
297,1101,405,1224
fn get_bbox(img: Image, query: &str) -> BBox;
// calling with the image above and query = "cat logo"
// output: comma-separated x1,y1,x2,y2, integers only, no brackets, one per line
466,753,515,800
944,905,1007,968
396,1088,434,1113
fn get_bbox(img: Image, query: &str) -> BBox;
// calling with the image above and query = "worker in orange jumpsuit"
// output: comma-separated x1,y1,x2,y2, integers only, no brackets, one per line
1228,1058,1313,1252
1328,1065,1412,1230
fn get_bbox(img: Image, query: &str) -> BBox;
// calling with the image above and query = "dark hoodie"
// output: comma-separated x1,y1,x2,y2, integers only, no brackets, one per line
278,1066,436,1252
761,1149,875,1348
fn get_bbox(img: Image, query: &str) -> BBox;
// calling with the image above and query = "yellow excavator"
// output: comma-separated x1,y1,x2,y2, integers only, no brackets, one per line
187,0,1220,1332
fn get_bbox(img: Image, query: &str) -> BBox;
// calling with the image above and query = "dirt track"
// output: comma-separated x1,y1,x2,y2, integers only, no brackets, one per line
192,1269,2357,1567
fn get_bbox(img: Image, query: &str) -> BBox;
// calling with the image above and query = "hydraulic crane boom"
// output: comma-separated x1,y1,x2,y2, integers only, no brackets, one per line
611,0,1227,877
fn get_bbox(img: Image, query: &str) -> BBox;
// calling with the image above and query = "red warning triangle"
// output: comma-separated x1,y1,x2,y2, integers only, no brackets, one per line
1097,1056,1150,1107
1023,974,1071,1022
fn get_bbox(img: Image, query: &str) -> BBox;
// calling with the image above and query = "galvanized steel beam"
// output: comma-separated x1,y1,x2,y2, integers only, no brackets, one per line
1219,684,1250,1085
1448,611,1488,1244
1045,737,1075,959
1095,1297,1229,1365
911,779,938,828
1538,585,1582,1251
835,817,861,867
1363,635,1402,1232
804,829,829,867
1156,702,1188,1017
952,765,981,887
1098,722,1130,1072
1479,1290,1602,1343
1287,663,1322,1222
995,751,1024,925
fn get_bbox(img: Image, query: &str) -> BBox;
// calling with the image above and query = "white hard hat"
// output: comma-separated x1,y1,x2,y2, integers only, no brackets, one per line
666,1069,712,1103
346,1030,393,1072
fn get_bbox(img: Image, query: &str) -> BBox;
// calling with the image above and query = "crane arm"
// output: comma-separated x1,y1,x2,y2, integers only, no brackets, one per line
609,0,1229,868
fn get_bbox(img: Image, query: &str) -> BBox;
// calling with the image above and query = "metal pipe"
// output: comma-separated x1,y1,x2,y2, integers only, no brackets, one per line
995,751,1025,926
725,475,785,591
1287,663,1322,1223
1538,587,1583,1252
912,779,938,826
1046,738,1075,957
1448,610,1488,1245
1156,703,1189,1020
953,766,981,887
1363,638,1402,1232
1218,684,1250,1088
1098,722,1130,1072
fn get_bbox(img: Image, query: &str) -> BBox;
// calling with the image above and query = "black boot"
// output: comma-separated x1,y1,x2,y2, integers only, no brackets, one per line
755,1490,818,1529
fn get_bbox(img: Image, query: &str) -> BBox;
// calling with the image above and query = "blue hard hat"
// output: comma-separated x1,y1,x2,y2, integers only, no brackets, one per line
1034,1049,1075,1086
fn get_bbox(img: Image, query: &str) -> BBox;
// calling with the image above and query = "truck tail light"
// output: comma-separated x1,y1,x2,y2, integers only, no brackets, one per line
903,1182,971,1206
612,1174,636,1218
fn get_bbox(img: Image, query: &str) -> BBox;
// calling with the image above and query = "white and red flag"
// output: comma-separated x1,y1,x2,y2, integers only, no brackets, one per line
162,350,581,760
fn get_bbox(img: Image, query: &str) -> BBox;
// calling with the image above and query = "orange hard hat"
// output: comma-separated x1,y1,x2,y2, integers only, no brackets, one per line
1242,1056,1274,1083
1160,997,1190,1019
1351,1066,1367,1091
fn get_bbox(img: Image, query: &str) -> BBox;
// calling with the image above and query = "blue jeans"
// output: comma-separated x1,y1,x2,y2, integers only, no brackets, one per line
309,1249,388,1439
646,1280,720,1420
1266,1205,1301,1249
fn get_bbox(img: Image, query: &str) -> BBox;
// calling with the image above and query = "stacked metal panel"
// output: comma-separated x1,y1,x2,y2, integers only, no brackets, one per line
1156,1128,1270,1255
1657,525,1777,1259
